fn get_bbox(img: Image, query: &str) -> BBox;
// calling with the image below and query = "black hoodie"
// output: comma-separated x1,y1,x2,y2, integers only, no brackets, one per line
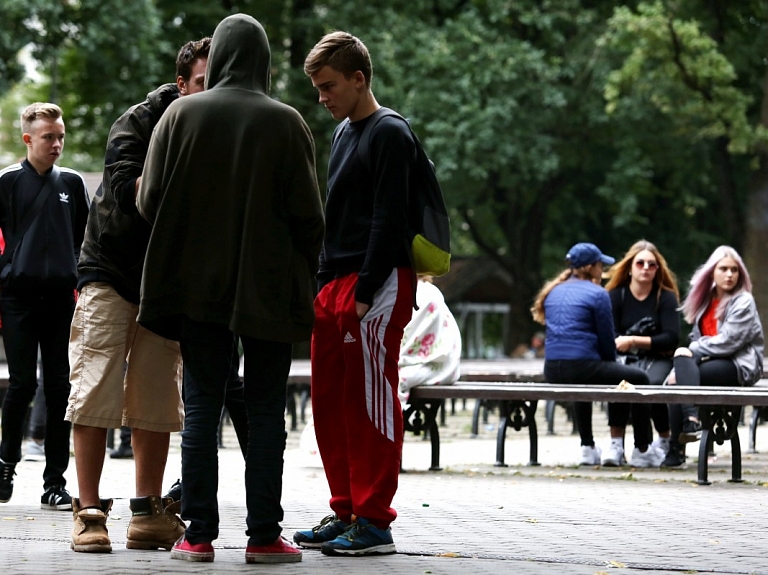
137,14,325,342
78,83,179,303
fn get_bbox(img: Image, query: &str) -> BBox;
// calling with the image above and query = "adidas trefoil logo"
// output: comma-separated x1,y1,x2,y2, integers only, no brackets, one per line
343,332,356,343
59,192,69,203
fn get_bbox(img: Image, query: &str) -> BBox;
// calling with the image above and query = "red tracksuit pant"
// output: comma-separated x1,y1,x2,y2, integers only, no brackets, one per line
311,268,414,529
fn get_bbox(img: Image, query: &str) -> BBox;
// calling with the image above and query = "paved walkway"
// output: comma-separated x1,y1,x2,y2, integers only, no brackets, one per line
2,403,768,574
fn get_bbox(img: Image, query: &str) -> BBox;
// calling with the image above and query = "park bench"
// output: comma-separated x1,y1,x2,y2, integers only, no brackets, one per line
404,381,768,485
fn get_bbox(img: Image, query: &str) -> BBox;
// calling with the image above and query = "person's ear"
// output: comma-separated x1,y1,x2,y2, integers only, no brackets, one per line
177,76,187,96
22,133,32,146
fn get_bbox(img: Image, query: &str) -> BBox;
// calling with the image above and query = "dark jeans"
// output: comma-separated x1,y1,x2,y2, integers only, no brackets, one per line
179,317,291,545
544,359,652,449
0,289,73,489
181,343,249,459
608,357,672,435
223,344,249,458
669,355,739,439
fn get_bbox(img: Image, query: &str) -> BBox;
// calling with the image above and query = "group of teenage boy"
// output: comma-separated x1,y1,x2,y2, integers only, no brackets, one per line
0,13,418,564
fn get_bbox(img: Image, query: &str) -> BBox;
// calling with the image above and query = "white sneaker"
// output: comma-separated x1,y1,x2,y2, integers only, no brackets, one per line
629,446,665,468
579,444,602,466
651,436,670,456
602,443,625,467
25,440,45,462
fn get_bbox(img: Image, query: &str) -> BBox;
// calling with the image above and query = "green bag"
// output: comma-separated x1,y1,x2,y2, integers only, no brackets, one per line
338,107,451,277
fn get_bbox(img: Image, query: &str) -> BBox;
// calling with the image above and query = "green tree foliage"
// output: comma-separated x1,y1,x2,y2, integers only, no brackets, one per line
2,0,766,349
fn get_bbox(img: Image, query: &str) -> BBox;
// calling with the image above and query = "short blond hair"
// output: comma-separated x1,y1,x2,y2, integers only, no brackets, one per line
304,31,373,87
21,102,63,135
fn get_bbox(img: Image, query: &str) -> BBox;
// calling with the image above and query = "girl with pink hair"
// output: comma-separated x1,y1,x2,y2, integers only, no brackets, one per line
665,246,764,467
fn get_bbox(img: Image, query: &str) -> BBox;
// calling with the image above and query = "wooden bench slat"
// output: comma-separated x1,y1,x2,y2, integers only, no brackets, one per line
409,383,768,406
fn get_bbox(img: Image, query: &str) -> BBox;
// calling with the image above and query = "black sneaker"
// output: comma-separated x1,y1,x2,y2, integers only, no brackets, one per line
0,459,16,503
679,420,702,444
41,485,72,510
661,443,686,468
164,478,182,502
293,514,349,549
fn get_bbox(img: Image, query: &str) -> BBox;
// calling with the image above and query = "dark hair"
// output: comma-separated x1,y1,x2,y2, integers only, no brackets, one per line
175,37,211,81
304,31,373,86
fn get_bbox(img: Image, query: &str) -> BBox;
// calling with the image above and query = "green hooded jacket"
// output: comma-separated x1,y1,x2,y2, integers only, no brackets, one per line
137,14,324,342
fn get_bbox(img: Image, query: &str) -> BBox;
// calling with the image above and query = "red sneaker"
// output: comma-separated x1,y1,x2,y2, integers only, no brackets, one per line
170,536,214,562
245,536,303,564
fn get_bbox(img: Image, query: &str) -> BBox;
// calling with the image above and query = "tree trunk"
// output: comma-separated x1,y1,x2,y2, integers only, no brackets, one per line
744,58,768,330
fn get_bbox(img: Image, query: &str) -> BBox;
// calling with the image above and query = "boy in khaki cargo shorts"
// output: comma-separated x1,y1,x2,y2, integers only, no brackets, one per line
64,37,211,554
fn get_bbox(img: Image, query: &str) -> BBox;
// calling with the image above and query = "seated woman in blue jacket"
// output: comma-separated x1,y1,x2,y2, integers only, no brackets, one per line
664,245,764,467
531,242,663,467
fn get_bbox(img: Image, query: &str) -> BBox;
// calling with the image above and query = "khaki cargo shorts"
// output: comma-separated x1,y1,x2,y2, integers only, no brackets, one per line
66,282,183,432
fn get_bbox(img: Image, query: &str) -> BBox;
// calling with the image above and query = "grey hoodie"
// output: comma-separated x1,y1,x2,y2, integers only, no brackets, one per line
137,14,325,342
689,291,764,386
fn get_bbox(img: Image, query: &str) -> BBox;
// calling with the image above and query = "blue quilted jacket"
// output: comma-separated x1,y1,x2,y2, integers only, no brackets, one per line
543,278,617,361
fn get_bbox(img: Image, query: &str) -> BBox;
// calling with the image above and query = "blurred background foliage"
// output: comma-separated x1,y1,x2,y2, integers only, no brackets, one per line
1,0,766,352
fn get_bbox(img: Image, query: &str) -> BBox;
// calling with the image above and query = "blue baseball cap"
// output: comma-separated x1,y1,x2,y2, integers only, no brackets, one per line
566,243,615,268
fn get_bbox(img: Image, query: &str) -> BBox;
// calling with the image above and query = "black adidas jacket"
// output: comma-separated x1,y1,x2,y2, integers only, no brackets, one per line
0,159,90,291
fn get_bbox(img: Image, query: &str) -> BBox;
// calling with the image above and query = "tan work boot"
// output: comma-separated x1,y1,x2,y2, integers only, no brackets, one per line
126,495,186,550
71,498,113,553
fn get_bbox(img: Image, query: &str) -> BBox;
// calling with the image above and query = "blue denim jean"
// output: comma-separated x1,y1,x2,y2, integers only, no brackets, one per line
178,317,291,545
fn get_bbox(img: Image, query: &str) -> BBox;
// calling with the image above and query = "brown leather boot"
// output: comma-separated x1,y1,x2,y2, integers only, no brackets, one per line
71,498,113,553
126,495,185,550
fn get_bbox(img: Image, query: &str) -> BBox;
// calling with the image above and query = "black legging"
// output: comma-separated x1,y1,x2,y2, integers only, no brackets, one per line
544,359,652,448
608,358,672,435
669,355,739,439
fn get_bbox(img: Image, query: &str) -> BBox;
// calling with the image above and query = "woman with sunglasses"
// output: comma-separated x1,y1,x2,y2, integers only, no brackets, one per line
603,240,680,467
664,246,764,467
532,242,658,466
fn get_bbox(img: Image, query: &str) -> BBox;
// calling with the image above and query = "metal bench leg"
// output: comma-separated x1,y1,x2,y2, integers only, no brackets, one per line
494,403,509,467
402,399,442,471
729,425,744,483
527,401,540,466
749,406,760,453
697,428,711,485
471,399,483,437
545,400,555,435
429,402,442,471
440,398,447,427
494,400,539,467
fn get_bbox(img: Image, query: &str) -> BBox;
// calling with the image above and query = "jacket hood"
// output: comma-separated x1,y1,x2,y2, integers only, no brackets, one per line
205,14,270,94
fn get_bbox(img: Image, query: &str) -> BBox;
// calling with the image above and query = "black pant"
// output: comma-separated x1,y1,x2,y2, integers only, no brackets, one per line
608,358,672,435
181,343,249,459
669,356,738,439
0,289,73,490
544,359,652,448
178,317,291,545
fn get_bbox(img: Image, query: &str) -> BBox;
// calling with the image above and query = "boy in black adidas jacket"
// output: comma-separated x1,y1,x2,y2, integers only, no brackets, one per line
0,102,89,511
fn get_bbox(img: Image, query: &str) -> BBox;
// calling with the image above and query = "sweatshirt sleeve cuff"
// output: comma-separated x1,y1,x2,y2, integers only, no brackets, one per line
117,178,139,215
354,281,376,307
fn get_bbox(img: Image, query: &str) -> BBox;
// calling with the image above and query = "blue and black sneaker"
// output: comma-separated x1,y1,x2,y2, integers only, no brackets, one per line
293,514,349,549
320,517,396,556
